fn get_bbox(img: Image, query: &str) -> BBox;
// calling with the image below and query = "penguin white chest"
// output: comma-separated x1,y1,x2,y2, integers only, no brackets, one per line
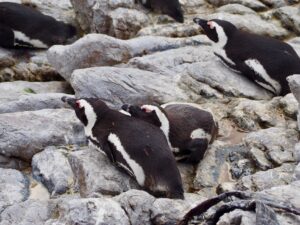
108,133,146,186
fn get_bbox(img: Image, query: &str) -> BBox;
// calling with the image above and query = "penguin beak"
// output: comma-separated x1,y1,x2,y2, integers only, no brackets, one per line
61,96,77,108
193,18,208,29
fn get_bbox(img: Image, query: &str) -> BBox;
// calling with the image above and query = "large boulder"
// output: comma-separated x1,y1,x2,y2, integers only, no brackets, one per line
0,109,85,161
274,6,300,35
68,148,139,197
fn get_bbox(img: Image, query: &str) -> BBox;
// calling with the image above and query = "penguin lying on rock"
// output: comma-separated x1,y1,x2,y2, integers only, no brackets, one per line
0,2,76,48
136,0,184,23
62,97,184,199
193,18,300,96
122,102,218,164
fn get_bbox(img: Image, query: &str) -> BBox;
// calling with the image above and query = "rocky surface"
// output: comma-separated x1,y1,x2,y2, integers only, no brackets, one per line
1,0,300,224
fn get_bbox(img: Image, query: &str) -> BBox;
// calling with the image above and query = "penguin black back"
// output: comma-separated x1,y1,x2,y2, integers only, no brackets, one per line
137,0,184,23
0,2,76,48
62,97,184,199
194,18,300,96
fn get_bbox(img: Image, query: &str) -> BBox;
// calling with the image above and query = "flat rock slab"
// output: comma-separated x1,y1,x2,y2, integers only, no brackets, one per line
0,168,29,213
0,81,72,102
0,109,85,161
71,67,196,108
32,147,74,196
68,148,139,197
0,93,73,114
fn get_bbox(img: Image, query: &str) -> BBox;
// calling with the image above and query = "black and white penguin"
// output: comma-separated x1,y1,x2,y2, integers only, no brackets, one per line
136,0,184,23
122,102,218,164
62,97,184,199
0,2,76,48
193,18,300,96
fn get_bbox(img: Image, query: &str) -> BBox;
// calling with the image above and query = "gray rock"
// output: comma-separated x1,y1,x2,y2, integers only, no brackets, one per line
0,109,85,161
203,12,289,39
47,33,210,81
0,168,29,213
49,197,130,225
237,163,296,191
244,127,299,166
0,154,29,170
0,93,73,114
288,37,300,57
294,163,300,181
70,0,145,38
185,60,272,100
287,74,300,103
0,81,72,102
216,3,257,15
32,147,74,195
295,143,300,162
229,97,285,131
109,8,149,39
0,199,52,225
47,34,132,80
279,93,298,119
217,209,256,225
0,48,15,68
68,148,139,197
274,6,300,35
114,190,156,225
207,0,268,11
150,193,206,225
71,67,196,108
194,142,249,191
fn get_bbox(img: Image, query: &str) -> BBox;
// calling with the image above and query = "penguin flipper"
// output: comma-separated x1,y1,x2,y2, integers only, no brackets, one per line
0,24,14,48
179,138,208,164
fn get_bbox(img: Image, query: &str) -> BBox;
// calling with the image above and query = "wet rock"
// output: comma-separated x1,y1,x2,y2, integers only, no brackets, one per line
0,93,73,114
49,197,130,225
244,127,298,166
229,97,285,131
150,193,206,225
0,155,29,170
71,67,197,108
207,0,268,11
32,147,74,196
237,163,296,191
0,109,85,161
217,209,256,225
216,3,257,14
0,199,52,225
274,6,300,35
203,12,289,39
0,168,29,212
0,81,72,102
68,148,139,197
114,190,156,225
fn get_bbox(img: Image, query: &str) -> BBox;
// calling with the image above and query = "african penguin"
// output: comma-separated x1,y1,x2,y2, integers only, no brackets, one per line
0,2,76,48
193,18,300,96
62,97,184,199
136,0,184,23
122,102,218,164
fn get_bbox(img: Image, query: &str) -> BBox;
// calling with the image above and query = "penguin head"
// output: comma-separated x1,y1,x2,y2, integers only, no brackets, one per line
62,96,109,127
193,18,237,44
121,104,162,127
